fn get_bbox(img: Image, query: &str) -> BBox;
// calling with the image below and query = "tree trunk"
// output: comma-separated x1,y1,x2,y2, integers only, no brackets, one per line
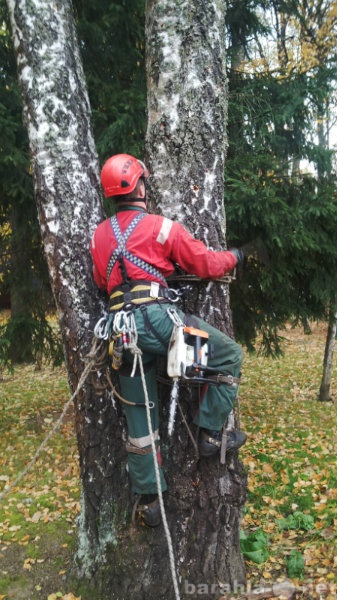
8,202,34,362
319,296,337,402
144,0,247,593
6,0,124,575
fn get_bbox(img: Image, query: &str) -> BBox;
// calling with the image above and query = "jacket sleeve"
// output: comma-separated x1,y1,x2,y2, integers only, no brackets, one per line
166,221,237,279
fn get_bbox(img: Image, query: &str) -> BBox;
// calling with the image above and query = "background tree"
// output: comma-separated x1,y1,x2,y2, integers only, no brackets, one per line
225,0,337,356
74,0,146,162
319,293,337,401
0,0,61,366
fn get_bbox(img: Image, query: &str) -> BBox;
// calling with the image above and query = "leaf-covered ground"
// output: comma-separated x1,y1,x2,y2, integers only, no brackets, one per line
239,322,337,599
0,363,80,599
0,321,336,599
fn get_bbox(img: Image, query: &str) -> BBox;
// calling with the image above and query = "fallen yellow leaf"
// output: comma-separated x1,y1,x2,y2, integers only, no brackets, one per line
262,571,272,579
23,558,36,571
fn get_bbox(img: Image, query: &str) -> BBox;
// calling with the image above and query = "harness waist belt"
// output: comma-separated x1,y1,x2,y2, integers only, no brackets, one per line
109,281,170,311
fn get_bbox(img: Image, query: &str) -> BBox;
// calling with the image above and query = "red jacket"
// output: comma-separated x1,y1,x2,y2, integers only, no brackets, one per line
90,206,237,293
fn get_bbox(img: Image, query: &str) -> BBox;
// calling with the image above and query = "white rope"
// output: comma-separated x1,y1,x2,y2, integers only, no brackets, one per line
128,340,181,600
94,315,111,340
0,341,102,502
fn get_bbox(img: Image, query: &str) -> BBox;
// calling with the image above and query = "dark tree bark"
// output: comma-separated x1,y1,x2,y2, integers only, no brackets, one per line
7,0,247,598
9,202,34,362
319,296,337,402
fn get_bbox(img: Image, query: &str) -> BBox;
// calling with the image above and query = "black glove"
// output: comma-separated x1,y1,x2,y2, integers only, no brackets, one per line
230,247,245,265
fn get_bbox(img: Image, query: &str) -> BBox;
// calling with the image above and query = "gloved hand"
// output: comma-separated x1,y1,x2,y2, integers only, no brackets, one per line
229,247,245,265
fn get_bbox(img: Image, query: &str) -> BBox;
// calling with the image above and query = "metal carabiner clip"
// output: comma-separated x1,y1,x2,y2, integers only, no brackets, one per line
167,285,192,303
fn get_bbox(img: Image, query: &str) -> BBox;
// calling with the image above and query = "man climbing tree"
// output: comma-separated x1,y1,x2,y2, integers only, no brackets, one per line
6,0,248,597
90,153,246,527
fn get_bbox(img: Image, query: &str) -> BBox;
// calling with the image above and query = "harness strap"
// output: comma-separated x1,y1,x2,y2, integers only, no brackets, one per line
125,441,159,455
106,213,145,280
109,282,169,311
107,213,167,284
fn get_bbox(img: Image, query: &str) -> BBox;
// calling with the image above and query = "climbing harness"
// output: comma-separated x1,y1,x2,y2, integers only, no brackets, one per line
106,212,189,314
109,280,187,312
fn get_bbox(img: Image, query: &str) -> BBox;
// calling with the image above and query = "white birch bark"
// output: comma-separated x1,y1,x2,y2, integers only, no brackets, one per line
145,0,247,591
7,0,247,594
6,0,121,575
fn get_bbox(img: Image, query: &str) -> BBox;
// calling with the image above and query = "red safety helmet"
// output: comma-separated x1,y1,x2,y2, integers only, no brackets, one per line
101,153,149,198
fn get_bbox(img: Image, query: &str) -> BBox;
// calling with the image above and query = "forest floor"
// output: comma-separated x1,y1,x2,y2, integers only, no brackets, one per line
0,320,336,599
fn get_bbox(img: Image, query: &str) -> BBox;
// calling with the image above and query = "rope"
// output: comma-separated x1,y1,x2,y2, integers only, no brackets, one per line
0,337,104,502
138,354,181,600
106,369,139,406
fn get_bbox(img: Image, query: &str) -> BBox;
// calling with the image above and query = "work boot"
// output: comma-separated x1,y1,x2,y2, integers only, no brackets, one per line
199,428,247,457
136,494,161,527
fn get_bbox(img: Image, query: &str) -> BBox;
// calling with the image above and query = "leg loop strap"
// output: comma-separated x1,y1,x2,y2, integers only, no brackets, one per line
126,440,158,455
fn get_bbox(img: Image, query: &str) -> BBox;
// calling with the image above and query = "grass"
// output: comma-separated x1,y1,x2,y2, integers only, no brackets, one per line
0,320,336,599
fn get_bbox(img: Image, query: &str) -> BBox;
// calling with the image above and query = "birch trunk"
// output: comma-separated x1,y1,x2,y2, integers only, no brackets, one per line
6,0,124,575
145,0,247,593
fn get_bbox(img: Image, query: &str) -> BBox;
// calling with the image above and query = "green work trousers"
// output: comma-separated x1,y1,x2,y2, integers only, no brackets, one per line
118,302,242,495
